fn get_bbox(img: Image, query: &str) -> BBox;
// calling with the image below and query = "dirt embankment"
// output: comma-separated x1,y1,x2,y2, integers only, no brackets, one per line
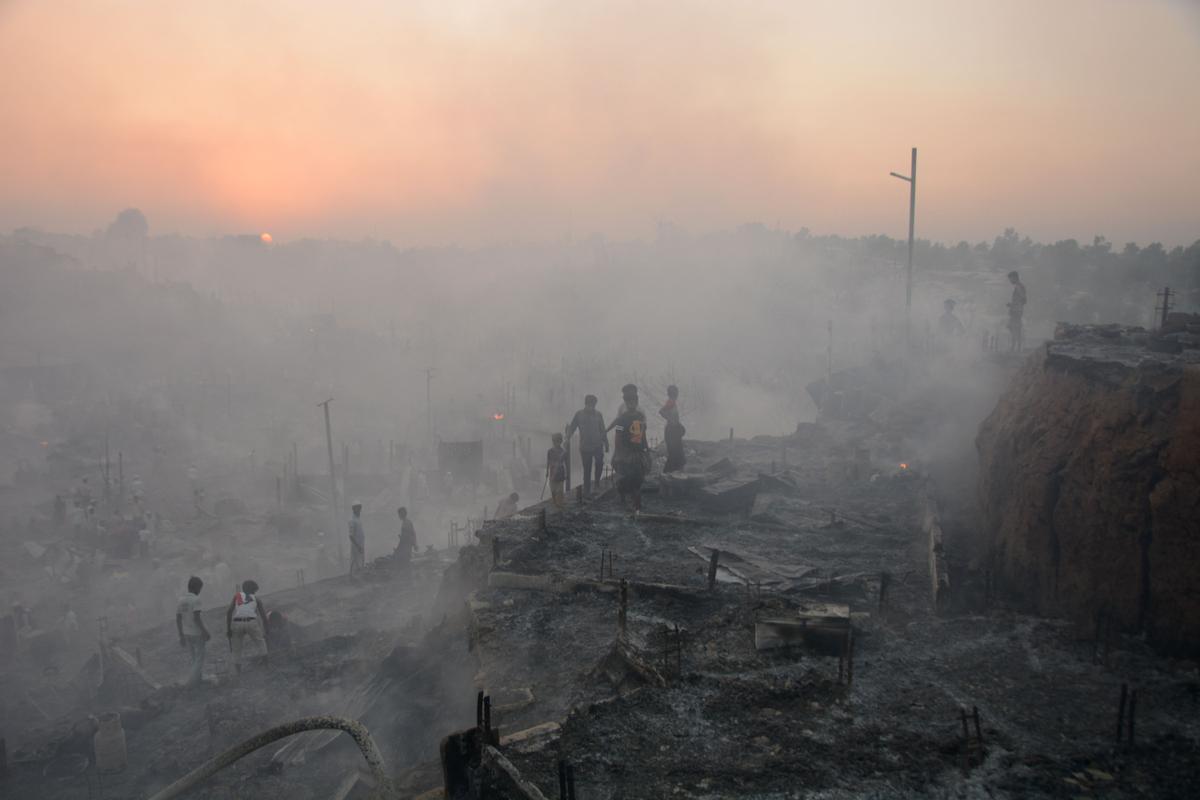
976,326,1200,654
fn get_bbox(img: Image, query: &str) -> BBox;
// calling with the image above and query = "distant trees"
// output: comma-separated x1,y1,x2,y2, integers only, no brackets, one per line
105,208,148,241
102,208,148,271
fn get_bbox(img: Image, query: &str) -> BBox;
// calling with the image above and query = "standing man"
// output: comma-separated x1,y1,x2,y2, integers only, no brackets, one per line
225,580,268,675
176,576,210,688
348,503,366,576
565,395,608,495
546,433,567,509
659,385,686,473
608,384,650,515
1006,271,1027,352
395,507,417,574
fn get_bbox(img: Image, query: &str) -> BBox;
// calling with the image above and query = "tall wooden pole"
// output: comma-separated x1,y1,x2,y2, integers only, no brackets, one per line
425,367,435,446
319,399,342,567
906,147,917,329
890,147,918,350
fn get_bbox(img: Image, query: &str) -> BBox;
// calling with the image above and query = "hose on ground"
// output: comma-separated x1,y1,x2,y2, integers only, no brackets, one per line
146,715,395,800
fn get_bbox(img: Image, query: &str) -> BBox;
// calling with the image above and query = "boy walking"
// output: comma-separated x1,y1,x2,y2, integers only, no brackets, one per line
175,576,210,688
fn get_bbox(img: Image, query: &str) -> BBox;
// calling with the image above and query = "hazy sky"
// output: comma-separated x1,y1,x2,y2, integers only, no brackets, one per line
1,0,1197,246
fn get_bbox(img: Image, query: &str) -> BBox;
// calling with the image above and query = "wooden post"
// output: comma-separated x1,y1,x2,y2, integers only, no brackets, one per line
318,399,342,568
889,147,917,349
1116,683,1128,741
707,549,720,591
425,367,435,445
675,623,682,676
1156,286,1173,330
959,707,970,769
618,579,628,636
104,433,111,503
846,628,855,686
564,430,572,493
1127,689,1137,744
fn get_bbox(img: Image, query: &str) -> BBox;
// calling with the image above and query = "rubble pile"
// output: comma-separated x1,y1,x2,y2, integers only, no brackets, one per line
428,430,1200,797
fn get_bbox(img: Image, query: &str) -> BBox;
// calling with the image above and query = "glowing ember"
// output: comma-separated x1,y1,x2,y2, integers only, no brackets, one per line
899,463,909,470
493,413,505,421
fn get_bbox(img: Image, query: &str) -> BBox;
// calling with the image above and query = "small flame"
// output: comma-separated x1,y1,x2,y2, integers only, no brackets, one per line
493,413,506,421
899,463,908,470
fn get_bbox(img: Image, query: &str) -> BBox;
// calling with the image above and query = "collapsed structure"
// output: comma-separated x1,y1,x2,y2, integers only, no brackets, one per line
978,317,1200,656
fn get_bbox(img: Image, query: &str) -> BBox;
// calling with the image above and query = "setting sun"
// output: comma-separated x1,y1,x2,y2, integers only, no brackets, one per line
260,232,273,244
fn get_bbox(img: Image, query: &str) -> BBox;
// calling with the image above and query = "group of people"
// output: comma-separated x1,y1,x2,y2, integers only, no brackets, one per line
174,502,419,687
175,575,278,687
545,382,686,514
936,270,1027,352
347,503,418,577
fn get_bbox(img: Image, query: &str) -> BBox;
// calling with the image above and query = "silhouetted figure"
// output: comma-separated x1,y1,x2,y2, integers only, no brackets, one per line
659,385,686,473
938,299,966,340
226,579,268,674
176,576,210,688
608,384,650,514
348,503,366,575
566,395,608,494
1007,271,1027,352
395,506,417,574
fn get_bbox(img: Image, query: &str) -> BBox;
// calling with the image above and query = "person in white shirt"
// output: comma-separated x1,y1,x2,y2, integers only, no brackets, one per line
225,579,268,674
175,576,210,687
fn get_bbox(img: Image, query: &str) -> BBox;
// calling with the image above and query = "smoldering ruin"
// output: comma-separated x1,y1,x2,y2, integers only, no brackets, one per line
2,4,1200,798
2,221,1198,800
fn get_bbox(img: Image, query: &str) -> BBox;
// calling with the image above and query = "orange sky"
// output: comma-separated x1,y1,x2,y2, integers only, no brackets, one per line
1,0,1197,246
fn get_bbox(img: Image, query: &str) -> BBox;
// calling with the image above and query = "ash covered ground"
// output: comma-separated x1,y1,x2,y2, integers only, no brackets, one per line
5,412,1200,798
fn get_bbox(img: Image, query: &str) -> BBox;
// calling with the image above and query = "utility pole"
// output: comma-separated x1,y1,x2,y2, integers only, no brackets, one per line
425,367,436,445
1155,286,1173,330
318,398,342,568
890,147,918,349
